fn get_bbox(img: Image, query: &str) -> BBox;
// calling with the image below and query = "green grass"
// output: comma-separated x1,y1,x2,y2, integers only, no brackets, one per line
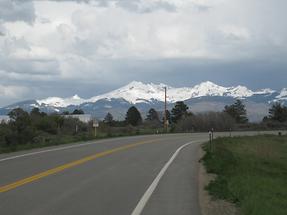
202,135,287,215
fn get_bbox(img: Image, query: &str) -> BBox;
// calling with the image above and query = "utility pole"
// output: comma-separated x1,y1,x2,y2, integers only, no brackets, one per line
164,86,168,132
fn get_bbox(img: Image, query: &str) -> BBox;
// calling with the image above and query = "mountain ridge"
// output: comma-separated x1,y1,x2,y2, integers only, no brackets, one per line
1,81,286,122
35,81,284,108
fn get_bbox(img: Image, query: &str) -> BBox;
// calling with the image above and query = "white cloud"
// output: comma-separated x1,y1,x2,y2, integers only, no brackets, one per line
0,0,286,105
1,0,286,64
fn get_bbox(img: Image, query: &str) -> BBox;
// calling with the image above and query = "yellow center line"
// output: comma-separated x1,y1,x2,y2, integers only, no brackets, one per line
0,139,157,193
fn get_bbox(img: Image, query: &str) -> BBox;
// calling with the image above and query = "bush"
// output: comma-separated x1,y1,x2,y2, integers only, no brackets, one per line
0,108,95,153
35,116,58,134
175,112,235,132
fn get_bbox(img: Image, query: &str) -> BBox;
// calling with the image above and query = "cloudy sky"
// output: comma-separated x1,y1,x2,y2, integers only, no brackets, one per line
0,0,287,106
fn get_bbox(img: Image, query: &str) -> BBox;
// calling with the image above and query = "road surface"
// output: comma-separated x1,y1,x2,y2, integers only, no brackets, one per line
0,132,281,215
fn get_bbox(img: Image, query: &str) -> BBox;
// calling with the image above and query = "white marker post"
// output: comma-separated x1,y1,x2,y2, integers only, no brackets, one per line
93,120,99,137
209,131,212,152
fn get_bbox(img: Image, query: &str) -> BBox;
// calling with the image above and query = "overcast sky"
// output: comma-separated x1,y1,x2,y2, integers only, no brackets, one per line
0,0,287,106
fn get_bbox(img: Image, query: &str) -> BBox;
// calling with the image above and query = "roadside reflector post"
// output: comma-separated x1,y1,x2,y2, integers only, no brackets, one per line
209,131,212,152
93,120,99,137
75,124,78,134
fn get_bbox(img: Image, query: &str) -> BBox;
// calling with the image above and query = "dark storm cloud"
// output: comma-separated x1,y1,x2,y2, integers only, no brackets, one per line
88,58,287,91
1,57,287,107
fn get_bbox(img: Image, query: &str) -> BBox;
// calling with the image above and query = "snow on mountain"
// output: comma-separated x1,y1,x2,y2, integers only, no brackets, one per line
167,87,194,102
276,88,287,100
254,88,276,95
88,81,169,104
37,94,85,107
88,81,261,104
226,85,254,98
187,81,228,98
35,81,280,107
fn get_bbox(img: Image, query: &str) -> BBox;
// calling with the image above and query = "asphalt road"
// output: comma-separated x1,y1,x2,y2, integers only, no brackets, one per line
0,131,283,215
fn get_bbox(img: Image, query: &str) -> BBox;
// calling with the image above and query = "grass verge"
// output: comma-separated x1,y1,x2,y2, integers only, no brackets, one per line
202,135,287,215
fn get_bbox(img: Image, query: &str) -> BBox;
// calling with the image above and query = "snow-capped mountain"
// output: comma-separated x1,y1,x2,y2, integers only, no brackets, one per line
35,81,280,107
1,81,286,122
88,81,169,104
37,95,85,108
276,88,287,100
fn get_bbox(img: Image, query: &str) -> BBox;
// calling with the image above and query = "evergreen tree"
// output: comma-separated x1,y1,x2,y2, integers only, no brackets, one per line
7,108,35,145
30,108,47,118
171,101,189,123
53,115,64,133
146,108,159,122
224,99,248,123
125,106,142,126
104,112,114,126
72,109,84,115
165,110,171,124
30,107,41,116
8,108,30,122
268,103,287,122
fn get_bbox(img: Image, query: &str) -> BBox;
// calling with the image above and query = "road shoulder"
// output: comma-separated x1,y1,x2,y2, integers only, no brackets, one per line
141,141,201,215
198,145,239,215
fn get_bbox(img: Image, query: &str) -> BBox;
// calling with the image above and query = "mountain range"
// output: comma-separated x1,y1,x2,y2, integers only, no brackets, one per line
1,81,286,122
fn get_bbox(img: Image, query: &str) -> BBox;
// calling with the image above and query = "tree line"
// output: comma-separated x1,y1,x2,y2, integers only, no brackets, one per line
104,100,245,129
103,101,190,127
104,99,287,132
1,100,286,153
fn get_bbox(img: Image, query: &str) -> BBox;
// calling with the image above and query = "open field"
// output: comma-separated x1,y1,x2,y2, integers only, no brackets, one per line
202,135,287,215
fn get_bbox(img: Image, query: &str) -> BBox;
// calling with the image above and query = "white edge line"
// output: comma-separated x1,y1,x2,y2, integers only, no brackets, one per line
131,141,193,215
